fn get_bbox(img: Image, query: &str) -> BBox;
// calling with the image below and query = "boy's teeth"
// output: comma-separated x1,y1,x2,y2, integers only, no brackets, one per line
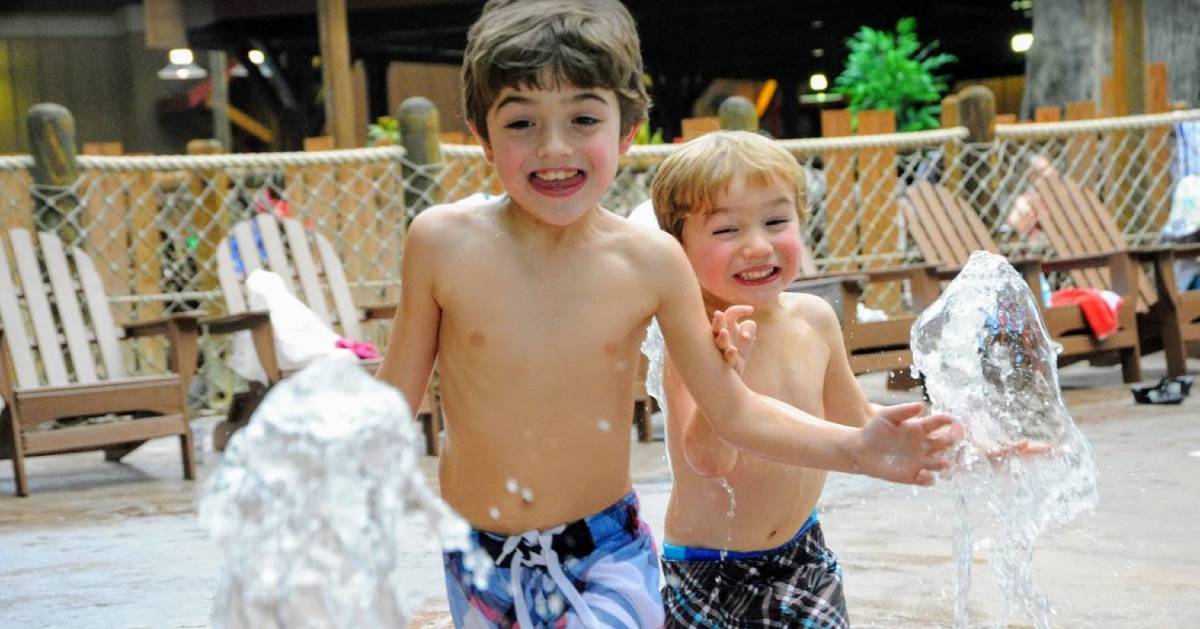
534,169,579,181
738,268,774,280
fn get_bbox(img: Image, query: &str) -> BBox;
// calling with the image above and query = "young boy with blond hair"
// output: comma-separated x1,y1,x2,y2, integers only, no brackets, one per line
651,130,892,628
377,2,960,627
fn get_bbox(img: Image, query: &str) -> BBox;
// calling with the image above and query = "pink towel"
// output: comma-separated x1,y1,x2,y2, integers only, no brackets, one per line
1050,288,1124,340
335,338,380,360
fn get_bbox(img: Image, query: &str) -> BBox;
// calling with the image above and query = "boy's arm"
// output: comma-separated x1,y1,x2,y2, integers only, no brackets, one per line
663,355,738,477
807,296,876,429
647,234,958,483
375,210,443,414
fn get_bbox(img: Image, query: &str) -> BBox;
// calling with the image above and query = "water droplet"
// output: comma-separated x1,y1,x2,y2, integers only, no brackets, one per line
521,487,534,503
489,507,501,520
597,419,612,432
506,478,519,494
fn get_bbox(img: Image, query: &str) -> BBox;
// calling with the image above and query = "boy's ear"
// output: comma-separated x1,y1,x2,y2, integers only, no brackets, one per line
618,120,641,155
468,122,494,162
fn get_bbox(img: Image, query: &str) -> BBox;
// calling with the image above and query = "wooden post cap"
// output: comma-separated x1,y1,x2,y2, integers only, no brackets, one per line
27,103,79,187
397,96,442,165
956,86,996,143
718,95,759,132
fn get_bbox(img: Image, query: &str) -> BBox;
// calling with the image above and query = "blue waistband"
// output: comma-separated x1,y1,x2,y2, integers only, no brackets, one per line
661,510,818,561
475,490,638,548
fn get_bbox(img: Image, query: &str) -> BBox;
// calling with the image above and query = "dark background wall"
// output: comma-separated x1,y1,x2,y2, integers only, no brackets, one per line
0,5,195,154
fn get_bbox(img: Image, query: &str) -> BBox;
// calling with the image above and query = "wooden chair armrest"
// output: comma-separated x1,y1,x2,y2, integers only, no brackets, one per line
361,303,398,321
200,311,281,383
857,263,939,284
200,311,271,335
122,311,203,382
122,310,205,339
1128,242,1200,260
1038,251,1127,273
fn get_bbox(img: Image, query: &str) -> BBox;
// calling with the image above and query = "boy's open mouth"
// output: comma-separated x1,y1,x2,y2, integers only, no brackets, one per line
733,266,781,285
529,169,586,196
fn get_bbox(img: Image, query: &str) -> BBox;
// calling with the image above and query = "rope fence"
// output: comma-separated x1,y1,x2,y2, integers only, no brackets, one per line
2,100,1197,413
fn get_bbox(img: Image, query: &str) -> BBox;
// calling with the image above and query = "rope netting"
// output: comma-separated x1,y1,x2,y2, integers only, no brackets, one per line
1,110,1197,411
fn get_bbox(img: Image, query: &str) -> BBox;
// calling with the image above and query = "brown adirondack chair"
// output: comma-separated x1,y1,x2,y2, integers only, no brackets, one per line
787,236,941,387
1028,173,1200,376
900,180,1142,382
0,228,200,496
203,213,443,454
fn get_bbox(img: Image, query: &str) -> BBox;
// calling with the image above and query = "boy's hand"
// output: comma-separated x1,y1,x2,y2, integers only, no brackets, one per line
856,402,963,486
712,305,756,375
984,439,1053,462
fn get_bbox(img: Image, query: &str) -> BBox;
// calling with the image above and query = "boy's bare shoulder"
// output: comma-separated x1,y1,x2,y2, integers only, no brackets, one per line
407,195,504,244
779,291,841,334
610,212,687,267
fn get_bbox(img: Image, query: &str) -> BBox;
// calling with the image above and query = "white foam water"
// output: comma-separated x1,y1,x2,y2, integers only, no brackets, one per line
912,251,1099,629
199,354,482,629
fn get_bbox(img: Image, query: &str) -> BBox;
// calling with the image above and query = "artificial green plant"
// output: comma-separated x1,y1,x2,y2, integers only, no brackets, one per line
832,17,956,132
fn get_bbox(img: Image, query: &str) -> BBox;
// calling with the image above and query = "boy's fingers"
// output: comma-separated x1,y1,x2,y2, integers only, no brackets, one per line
725,304,754,323
739,320,757,341
711,310,725,336
912,469,935,486
876,401,925,425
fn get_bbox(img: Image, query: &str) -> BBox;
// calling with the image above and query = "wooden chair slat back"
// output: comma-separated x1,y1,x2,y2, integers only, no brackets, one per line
0,230,41,388
1033,176,1110,287
38,232,99,383
231,221,262,279
903,182,998,267
1070,178,1155,307
215,234,247,314
254,214,297,296
314,231,362,340
282,217,333,325
933,184,998,254
72,246,126,379
8,230,69,386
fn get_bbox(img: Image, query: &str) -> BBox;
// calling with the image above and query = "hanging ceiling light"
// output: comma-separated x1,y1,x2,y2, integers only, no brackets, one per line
157,48,208,80
1011,33,1034,53
809,73,829,92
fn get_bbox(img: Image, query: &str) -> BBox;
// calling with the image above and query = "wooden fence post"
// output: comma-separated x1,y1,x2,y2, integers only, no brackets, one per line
718,96,759,132
954,86,997,209
26,103,80,244
821,109,856,271
397,96,442,216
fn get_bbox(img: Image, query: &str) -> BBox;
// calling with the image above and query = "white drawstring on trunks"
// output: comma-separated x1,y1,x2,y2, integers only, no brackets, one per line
496,525,600,629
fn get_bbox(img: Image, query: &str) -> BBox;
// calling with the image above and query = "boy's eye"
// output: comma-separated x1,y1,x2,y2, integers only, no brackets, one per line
712,227,737,235
766,217,791,227
504,119,533,130
574,115,600,126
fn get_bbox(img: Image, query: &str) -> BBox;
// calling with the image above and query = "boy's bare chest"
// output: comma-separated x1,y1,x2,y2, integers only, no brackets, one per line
743,321,829,412
437,251,653,361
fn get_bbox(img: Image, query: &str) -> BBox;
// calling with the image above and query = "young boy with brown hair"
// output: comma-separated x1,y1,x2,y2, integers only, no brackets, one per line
376,2,960,627
650,130,889,628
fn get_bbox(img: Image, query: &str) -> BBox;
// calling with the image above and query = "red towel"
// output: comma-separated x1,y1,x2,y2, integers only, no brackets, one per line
1049,288,1124,340
335,338,380,360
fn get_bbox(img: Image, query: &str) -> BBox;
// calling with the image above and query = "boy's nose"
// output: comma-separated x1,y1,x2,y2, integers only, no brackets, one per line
536,127,572,159
742,234,772,258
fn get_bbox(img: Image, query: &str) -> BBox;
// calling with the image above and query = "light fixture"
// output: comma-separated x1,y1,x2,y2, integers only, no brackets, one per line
248,49,266,65
1011,33,1033,53
157,48,208,80
809,73,828,92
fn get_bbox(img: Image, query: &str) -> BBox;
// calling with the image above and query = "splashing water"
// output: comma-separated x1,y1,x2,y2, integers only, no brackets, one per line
199,354,484,628
911,251,1098,629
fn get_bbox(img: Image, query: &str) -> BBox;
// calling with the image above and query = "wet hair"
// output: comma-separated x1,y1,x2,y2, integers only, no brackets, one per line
651,131,807,242
461,0,651,142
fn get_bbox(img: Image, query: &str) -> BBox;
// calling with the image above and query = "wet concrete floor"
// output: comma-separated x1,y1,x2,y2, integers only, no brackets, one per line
2,354,1197,628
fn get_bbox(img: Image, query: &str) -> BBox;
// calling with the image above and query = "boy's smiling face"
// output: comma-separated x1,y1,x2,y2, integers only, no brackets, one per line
680,173,803,311
474,80,636,227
